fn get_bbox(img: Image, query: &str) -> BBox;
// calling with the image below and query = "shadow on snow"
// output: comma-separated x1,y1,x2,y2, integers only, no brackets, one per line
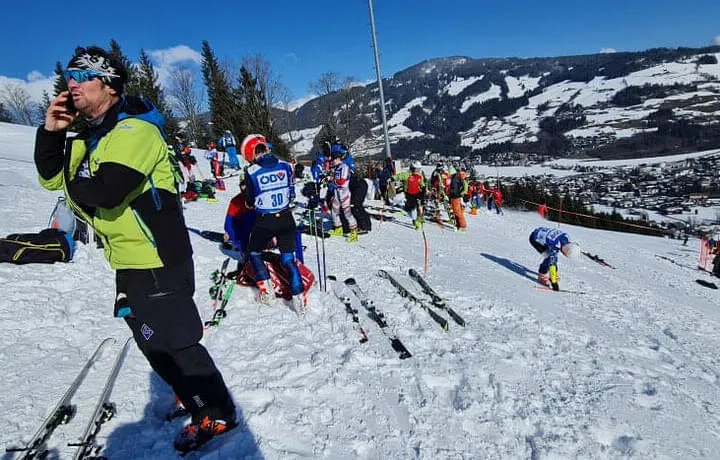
102,372,263,459
480,252,538,284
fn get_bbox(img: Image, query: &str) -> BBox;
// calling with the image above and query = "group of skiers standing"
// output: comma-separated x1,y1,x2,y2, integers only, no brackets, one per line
308,142,372,240
386,163,504,232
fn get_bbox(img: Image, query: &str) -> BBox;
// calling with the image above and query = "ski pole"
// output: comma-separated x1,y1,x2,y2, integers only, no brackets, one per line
311,209,323,292
422,228,429,275
320,214,327,292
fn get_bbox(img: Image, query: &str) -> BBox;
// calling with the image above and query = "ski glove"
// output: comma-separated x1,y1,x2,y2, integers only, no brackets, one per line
114,292,134,318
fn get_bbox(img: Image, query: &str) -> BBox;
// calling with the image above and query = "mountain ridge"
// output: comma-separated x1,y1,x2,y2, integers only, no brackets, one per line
277,45,720,161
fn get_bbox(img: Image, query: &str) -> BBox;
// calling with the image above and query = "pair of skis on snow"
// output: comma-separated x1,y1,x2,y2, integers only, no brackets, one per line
378,269,466,331
329,275,412,360
205,257,237,328
329,270,466,359
6,337,132,460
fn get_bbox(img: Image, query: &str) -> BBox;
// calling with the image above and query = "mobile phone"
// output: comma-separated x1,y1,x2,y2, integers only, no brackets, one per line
65,92,76,113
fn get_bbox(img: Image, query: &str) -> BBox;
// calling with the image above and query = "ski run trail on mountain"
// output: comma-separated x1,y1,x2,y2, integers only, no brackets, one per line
0,123,718,459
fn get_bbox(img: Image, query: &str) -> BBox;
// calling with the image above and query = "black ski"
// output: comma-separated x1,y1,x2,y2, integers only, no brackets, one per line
328,276,369,343
408,268,466,327
209,258,232,307
534,285,586,295
582,251,616,269
344,278,412,359
5,338,114,460
69,337,132,460
377,270,449,331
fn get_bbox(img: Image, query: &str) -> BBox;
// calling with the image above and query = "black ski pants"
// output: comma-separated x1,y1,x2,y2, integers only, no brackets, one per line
116,258,234,422
341,176,371,232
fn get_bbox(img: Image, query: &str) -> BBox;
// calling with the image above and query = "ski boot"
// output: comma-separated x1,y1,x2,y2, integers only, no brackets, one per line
174,415,238,454
328,227,344,237
256,280,273,305
292,292,308,315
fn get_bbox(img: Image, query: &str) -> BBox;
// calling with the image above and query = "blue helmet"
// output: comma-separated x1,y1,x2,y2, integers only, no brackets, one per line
330,143,348,158
557,234,569,247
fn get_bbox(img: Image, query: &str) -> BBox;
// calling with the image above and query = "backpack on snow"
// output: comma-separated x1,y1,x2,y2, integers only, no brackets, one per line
236,252,314,300
0,229,74,264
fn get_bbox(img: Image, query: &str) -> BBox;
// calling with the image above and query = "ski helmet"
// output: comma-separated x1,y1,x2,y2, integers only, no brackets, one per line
330,143,348,158
240,134,267,162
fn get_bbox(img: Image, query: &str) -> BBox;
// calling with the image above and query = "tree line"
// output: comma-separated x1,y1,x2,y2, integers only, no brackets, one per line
0,39,317,159
502,180,669,237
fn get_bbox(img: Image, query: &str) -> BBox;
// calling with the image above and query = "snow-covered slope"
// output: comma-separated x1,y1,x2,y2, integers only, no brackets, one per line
1,123,719,459
284,50,720,158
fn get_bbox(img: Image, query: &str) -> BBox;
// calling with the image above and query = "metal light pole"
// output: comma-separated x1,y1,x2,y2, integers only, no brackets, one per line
368,0,392,160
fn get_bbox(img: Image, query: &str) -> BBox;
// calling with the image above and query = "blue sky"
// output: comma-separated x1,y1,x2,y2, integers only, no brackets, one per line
1,0,719,105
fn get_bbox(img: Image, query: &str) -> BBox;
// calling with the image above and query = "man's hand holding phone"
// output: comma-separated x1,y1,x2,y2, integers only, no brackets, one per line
44,91,77,132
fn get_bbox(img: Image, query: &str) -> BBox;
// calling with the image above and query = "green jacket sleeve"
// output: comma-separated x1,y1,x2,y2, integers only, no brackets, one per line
34,125,67,190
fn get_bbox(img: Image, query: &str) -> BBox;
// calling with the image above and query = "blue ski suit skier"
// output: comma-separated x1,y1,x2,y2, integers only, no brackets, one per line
529,226,574,291
244,139,305,311
218,130,240,169
311,153,329,184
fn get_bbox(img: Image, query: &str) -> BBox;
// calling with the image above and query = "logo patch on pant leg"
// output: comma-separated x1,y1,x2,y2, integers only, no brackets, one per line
141,323,154,340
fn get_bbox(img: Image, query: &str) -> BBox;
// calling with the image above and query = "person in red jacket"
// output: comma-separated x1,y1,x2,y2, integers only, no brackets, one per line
223,177,256,260
490,188,503,214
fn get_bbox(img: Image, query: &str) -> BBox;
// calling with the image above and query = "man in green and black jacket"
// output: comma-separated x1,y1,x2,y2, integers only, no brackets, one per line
35,46,236,453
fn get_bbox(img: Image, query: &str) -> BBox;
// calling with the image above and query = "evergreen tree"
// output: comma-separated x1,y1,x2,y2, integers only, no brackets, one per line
52,61,68,96
234,66,288,158
109,39,140,96
136,49,179,139
317,125,338,147
0,101,11,123
136,49,164,108
200,40,241,140
36,91,52,124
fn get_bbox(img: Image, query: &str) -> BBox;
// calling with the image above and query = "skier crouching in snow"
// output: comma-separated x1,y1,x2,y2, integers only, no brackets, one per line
529,226,577,291
34,46,236,453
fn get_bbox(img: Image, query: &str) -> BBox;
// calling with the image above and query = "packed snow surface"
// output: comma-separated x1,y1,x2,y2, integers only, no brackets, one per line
0,122,718,459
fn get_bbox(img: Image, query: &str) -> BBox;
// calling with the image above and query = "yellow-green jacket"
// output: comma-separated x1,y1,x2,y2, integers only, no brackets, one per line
34,97,192,270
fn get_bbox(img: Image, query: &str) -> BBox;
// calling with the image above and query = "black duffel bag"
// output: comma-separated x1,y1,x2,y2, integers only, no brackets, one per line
0,228,74,264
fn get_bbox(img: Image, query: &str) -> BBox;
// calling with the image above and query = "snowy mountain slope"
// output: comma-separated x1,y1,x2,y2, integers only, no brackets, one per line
282,48,720,159
1,123,719,459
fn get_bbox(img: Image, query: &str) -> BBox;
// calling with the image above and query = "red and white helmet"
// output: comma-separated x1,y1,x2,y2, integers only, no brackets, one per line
240,134,267,163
